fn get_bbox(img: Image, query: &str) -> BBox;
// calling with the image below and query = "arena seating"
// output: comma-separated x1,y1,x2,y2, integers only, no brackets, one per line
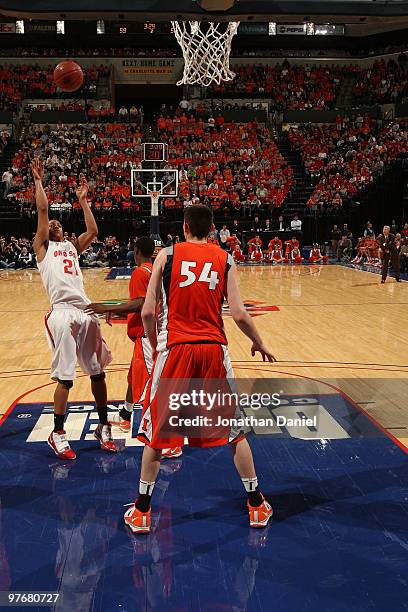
354,58,408,105
0,232,127,269
287,118,408,213
9,123,142,216
211,63,344,110
8,111,293,217
157,111,293,212
0,64,110,112
0,55,407,229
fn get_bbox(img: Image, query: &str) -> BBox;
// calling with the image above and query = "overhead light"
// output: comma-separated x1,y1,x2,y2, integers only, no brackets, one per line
306,22,314,35
315,24,345,36
56,20,65,34
97,19,105,34
16,20,24,34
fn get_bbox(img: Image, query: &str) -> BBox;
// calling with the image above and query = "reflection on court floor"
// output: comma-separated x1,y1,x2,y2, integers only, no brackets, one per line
0,396,407,611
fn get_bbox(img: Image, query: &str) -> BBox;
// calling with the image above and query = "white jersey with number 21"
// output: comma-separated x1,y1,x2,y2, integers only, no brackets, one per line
37,240,90,308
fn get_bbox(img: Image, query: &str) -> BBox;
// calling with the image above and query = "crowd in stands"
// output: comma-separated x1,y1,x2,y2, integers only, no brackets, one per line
0,233,129,269
0,125,11,157
0,57,407,120
287,117,408,213
0,236,34,269
211,63,343,110
0,64,110,112
8,123,143,216
354,57,408,105
156,108,293,212
6,108,293,216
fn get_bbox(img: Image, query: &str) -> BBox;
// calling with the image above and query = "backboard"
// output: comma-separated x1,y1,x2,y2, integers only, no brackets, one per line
131,168,178,198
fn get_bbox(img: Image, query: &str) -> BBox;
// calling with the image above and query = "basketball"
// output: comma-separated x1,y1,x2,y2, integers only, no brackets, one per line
53,60,84,92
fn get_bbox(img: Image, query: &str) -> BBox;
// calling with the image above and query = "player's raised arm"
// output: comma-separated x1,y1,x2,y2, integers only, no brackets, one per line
226,260,277,362
74,176,98,254
141,248,166,353
31,158,49,262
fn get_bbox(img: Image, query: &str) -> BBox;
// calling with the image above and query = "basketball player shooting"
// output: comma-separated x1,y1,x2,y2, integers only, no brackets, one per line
31,157,116,460
124,205,276,533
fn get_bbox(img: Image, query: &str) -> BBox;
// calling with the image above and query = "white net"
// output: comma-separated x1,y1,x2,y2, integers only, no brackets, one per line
171,20,240,87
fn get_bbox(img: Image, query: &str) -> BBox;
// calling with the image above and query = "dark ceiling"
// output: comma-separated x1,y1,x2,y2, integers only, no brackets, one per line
2,0,408,23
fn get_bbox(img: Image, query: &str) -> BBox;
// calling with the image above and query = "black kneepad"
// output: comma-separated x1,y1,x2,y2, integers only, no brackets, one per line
90,372,106,382
57,379,73,390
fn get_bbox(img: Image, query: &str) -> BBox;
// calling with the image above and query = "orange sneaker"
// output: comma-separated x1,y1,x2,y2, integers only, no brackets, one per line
162,447,183,460
248,496,273,528
124,504,151,534
108,412,131,433
47,430,76,460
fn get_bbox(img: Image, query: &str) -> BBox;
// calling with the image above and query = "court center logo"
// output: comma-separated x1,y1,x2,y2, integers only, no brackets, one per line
19,392,376,445
223,300,279,317
104,299,279,325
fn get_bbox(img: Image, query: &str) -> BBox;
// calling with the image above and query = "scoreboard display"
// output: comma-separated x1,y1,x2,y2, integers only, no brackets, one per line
143,143,168,162
106,22,174,36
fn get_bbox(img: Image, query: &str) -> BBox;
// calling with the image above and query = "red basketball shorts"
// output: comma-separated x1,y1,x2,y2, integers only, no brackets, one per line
127,337,154,404
137,343,245,449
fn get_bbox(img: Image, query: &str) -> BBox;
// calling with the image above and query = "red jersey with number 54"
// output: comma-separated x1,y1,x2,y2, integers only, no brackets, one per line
37,240,90,308
157,242,232,350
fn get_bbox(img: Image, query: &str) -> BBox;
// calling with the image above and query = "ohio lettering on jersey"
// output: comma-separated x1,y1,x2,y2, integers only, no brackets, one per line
37,240,90,308
53,247,80,275
53,247,78,259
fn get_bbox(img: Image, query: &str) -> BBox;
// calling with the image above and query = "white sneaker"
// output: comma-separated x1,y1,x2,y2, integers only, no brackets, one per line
94,424,117,452
47,430,76,460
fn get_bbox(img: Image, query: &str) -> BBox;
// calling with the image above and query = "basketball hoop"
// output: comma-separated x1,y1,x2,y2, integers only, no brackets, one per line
150,190,161,202
171,20,240,87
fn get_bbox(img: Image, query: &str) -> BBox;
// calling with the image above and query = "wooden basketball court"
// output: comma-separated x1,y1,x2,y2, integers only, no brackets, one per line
1,264,407,449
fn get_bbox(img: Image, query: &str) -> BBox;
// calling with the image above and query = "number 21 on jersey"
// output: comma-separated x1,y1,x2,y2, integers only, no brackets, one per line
63,258,79,276
179,261,219,290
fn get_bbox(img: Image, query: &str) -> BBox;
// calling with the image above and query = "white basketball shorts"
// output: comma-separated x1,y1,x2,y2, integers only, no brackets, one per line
44,304,112,381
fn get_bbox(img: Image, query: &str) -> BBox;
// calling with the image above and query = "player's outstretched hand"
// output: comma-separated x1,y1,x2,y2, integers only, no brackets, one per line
251,341,277,363
84,302,109,316
75,176,88,202
31,157,44,182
